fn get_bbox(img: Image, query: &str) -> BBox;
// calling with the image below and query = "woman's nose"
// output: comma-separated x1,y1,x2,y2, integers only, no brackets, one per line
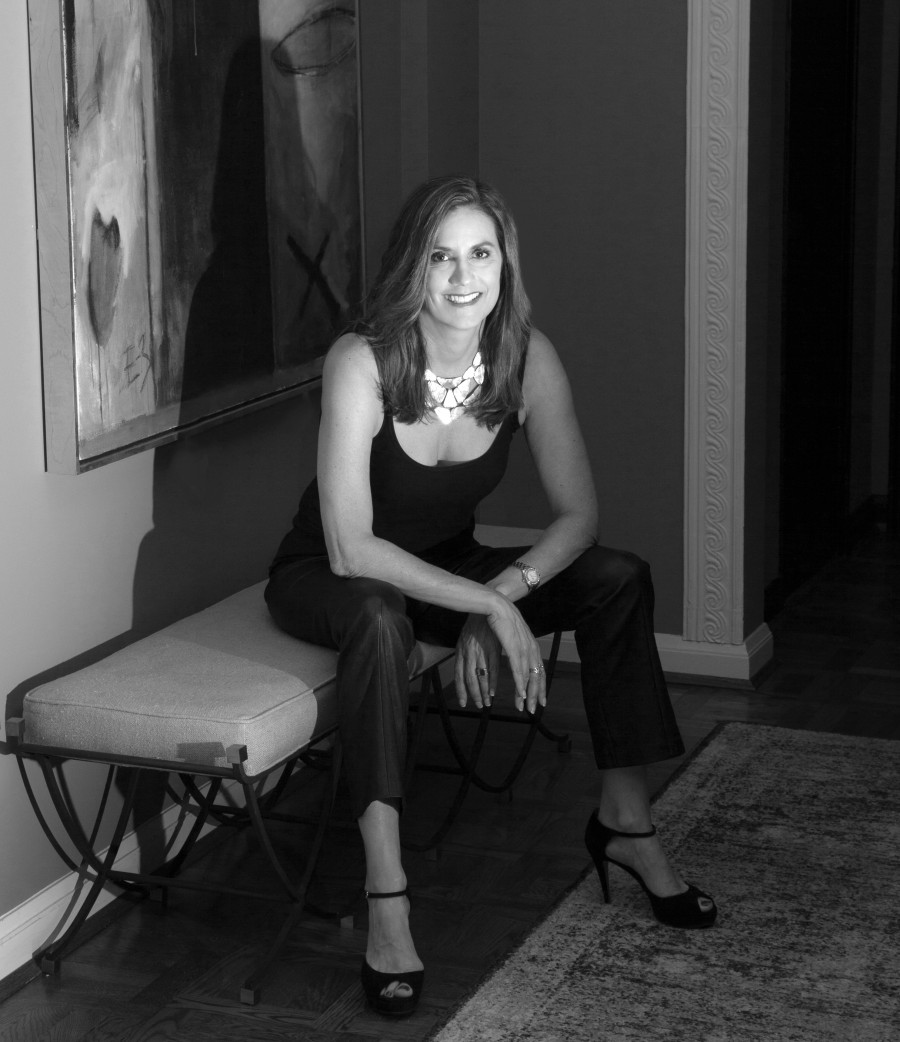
449,258,472,285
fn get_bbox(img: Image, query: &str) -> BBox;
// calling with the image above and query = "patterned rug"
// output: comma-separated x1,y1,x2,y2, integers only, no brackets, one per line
430,722,900,1041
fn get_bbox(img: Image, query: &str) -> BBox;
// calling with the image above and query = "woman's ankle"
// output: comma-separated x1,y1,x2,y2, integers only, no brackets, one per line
596,804,653,834
597,765,653,833
365,873,407,896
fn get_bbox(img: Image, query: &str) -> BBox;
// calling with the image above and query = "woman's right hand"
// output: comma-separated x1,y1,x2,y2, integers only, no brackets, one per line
484,594,547,714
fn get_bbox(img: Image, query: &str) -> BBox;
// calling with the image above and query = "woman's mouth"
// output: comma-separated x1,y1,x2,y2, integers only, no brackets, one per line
445,292,481,306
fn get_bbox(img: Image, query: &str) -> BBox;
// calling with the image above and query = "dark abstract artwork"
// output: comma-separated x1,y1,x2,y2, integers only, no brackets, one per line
29,0,361,472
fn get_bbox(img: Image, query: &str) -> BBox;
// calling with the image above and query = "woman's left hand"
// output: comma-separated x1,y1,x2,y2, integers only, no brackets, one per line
454,613,502,709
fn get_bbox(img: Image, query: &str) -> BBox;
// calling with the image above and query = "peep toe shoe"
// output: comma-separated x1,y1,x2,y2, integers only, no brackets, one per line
360,888,424,1017
584,812,717,929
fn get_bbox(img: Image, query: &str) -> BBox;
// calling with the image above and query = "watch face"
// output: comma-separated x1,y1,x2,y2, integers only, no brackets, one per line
523,566,540,587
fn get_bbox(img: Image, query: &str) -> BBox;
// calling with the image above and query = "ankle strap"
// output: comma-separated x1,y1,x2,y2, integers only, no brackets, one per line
602,822,657,839
365,887,410,900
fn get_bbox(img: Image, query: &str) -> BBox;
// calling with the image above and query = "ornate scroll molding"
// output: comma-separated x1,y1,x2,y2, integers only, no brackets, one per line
684,0,750,645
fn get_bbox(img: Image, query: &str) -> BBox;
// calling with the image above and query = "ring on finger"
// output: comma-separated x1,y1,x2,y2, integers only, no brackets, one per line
475,667,489,677
528,665,544,675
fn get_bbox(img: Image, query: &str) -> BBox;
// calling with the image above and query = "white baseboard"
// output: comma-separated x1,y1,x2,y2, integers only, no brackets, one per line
655,623,773,683
0,777,237,983
540,623,773,683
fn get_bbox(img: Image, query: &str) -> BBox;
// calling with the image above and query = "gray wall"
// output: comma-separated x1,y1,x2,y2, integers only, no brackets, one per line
476,1,688,633
361,0,692,631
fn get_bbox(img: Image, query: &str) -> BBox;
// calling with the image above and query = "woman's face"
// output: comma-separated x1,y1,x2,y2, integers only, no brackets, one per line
419,206,503,344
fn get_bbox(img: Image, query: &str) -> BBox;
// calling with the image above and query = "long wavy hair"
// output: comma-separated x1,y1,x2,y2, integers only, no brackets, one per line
354,175,532,426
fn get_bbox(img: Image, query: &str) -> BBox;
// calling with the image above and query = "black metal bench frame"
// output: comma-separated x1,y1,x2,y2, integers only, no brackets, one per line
404,630,570,852
8,633,569,1005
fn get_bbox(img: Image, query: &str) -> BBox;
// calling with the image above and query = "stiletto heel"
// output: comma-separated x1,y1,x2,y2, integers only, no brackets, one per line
360,888,424,1017
584,812,717,929
591,841,611,904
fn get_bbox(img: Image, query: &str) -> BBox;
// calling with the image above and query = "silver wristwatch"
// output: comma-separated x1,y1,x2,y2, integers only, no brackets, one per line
514,560,541,591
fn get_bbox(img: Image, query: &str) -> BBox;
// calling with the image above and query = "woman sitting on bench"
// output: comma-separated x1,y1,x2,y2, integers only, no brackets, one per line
265,174,717,1018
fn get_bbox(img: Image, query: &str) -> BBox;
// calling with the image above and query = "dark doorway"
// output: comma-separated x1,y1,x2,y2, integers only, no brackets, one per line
778,0,860,591
891,44,900,537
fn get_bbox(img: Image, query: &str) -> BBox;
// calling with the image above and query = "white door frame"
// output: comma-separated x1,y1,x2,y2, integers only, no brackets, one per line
681,0,772,682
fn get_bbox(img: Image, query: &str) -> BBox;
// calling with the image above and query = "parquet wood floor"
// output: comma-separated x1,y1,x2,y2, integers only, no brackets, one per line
1,533,897,1041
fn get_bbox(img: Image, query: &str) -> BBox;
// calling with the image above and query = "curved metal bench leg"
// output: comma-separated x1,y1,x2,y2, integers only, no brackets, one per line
532,630,572,752
154,775,224,879
174,757,303,830
38,758,154,896
34,764,142,973
402,703,493,854
16,754,103,876
239,737,344,1006
466,629,571,788
404,631,572,850
422,629,570,790
19,740,341,994
404,664,442,792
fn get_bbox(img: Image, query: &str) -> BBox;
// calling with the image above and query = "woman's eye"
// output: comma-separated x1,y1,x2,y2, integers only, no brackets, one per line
472,248,492,260
430,251,449,263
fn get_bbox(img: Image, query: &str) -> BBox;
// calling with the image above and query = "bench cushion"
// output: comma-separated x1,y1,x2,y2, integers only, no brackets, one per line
22,582,451,778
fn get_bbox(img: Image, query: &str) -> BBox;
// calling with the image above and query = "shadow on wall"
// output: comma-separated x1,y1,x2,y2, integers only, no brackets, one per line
120,414,302,867
120,8,341,863
3,23,327,870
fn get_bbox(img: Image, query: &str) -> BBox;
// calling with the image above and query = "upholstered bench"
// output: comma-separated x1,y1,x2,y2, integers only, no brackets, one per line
13,581,449,779
8,579,567,1004
7,580,452,1003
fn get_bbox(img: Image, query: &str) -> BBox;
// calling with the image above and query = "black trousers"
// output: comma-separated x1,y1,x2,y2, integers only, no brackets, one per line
265,538,684,820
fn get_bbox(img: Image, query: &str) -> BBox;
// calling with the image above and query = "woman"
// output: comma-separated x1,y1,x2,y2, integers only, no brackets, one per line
266,175,716,1017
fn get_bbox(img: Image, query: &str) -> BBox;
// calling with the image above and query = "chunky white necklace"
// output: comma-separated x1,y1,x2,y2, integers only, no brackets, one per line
424,351,485,424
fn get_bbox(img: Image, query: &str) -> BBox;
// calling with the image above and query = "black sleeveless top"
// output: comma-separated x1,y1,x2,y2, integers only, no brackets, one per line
270,410,519,568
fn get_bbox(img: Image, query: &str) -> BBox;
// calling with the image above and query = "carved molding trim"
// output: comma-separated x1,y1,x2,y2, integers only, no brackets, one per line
684,0,750,645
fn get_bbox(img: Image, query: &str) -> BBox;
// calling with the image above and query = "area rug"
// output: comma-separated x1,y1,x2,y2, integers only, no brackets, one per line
430,722,900,1041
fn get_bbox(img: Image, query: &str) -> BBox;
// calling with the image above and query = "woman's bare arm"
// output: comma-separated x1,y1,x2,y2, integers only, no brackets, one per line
486,329,599,603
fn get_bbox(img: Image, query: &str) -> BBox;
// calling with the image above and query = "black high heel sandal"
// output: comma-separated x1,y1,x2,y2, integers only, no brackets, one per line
360,888,425,1017
584,812,717,929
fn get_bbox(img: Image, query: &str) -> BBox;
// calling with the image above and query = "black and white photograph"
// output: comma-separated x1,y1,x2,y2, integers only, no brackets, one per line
0,2,897,1040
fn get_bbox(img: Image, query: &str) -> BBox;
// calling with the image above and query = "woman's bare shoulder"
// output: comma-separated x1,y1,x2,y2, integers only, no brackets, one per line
326,331,377,367
323,332,379,389
524,327,566,380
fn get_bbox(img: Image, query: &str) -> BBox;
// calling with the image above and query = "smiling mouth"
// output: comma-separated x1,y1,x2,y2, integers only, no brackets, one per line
446,292,481,305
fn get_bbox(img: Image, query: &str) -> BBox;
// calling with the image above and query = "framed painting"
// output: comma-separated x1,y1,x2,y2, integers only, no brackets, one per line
27,0,363,473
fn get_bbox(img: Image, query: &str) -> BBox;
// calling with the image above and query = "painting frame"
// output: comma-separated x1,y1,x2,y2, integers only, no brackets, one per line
27,0,364,474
